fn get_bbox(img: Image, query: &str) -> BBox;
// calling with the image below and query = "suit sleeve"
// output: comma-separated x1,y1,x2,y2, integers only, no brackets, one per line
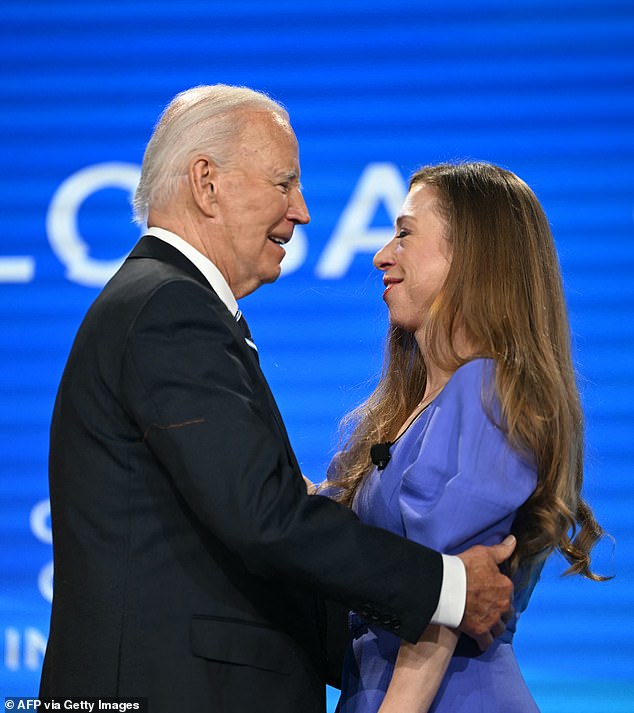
119,280,443,643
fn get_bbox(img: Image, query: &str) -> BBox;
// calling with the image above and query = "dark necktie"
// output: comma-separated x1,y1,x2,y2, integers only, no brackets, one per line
235,310,258,355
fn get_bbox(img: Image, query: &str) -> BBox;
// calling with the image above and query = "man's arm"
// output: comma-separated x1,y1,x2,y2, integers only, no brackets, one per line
122,281,515,648
121,280,444,642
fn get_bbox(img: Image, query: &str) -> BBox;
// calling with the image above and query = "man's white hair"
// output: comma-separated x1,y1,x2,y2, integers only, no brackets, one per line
132,84,289,225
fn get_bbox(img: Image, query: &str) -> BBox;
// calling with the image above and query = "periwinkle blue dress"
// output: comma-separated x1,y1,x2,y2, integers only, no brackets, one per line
334,359,541,713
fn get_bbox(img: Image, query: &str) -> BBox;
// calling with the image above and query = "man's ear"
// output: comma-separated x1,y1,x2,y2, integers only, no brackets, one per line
189,155,218,216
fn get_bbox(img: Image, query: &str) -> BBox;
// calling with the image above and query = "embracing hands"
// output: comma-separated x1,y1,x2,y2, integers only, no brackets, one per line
457,535,516,651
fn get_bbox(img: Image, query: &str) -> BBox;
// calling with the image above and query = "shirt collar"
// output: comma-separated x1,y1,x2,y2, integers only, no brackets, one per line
145,227,239,317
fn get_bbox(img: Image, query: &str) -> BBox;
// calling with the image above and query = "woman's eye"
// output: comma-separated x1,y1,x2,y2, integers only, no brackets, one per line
396,229,409,240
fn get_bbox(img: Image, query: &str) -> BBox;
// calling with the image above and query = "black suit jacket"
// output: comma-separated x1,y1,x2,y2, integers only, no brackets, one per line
40,236,443,713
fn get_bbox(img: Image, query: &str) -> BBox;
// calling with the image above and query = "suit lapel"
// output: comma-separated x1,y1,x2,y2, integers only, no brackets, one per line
127,235,302,475
258,373,302,474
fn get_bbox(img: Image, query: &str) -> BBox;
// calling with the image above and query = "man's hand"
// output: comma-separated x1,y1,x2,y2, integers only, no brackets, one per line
456,535,516,651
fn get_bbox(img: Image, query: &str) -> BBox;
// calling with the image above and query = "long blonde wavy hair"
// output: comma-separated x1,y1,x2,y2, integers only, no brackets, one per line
330,161,605,581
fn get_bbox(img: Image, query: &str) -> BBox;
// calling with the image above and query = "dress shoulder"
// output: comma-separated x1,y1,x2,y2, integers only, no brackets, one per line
398,358,537,553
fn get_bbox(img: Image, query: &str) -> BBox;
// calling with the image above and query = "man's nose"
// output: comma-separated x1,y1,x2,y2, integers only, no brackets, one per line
288,189,310,225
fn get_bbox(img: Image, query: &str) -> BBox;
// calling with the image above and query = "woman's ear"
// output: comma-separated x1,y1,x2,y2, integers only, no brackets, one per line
189,155,217,216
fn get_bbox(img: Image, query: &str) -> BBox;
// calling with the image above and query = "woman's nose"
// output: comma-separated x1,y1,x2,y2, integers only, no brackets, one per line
373,239,396,270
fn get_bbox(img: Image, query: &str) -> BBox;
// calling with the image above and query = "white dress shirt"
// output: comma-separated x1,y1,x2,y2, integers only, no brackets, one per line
145,227,467,629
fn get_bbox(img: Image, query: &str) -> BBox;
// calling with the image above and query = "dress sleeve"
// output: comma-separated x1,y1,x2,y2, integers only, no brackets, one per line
398,360,537,555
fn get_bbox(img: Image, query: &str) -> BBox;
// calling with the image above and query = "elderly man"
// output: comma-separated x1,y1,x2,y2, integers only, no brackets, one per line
40,85,515,713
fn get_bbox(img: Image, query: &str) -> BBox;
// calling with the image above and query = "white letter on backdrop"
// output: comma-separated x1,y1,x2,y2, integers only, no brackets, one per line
46,162,141,287
315,163,406,279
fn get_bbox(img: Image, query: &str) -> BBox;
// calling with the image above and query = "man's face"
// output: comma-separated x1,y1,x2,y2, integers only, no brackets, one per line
209,112,310,298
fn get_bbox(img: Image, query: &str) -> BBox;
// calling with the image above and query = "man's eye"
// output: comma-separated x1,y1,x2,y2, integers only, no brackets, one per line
278,182,291,192
395,229,409,240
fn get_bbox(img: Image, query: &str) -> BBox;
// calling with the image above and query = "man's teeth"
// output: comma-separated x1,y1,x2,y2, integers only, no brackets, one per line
270,237,285,245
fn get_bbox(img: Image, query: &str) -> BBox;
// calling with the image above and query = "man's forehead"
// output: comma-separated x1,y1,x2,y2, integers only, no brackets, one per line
270,112,292,132
240,109,293,135
240,115,293,151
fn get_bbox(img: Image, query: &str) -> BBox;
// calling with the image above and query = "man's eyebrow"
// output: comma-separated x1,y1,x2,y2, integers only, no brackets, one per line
277,170,303,190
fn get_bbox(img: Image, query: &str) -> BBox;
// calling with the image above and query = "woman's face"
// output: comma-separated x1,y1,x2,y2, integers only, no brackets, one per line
373,183,452,335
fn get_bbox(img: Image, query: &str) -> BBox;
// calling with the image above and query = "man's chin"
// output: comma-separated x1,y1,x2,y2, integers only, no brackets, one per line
240,267,282,297
262,264,283,284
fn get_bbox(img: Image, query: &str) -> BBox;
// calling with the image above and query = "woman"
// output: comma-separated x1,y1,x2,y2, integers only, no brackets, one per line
327,162,606,712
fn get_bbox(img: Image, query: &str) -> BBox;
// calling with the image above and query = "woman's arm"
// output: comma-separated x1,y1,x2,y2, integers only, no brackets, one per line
378,625,459,713
379,362,532,712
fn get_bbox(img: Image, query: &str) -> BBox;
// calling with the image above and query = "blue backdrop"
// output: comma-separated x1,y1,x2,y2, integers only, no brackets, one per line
1,2,633,710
